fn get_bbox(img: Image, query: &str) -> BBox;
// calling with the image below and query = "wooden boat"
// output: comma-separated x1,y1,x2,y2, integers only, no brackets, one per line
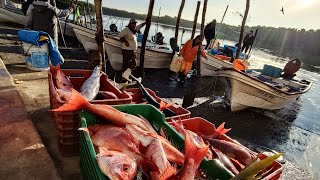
0,0,75,37
69,22,172,70
217,68,312,112
104,35,172,70
200,53,233,76
201,45,247,76
0,1,25,25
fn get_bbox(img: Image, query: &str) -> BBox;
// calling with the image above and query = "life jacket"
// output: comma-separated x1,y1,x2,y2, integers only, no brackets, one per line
233,59,246,71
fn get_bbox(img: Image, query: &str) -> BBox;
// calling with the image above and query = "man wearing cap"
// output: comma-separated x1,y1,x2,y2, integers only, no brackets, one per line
241,30,255,54
118,19,146,81
25,0,75,44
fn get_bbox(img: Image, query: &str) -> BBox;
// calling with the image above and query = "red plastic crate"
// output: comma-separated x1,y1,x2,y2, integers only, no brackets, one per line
48,69,132,156
168,117,283,180
126,88,191,121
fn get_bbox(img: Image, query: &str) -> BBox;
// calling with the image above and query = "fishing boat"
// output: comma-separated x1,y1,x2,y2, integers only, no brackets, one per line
200,45,248,76
105,35,172,70
69,22,172,70
0,0,25,25
0,0,75,37
217,67,312,112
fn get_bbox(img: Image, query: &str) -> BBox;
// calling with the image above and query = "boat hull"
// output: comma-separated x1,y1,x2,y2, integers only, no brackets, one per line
0,7,25,25
105,37,172,70
218,69,304,112
70,23,172,70
200,54,233,76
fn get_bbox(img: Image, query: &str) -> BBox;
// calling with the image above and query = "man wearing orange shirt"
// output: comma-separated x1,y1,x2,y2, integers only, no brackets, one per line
178,35,207,81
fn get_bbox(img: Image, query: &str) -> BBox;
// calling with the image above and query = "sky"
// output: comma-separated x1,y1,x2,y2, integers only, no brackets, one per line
96,0,320,30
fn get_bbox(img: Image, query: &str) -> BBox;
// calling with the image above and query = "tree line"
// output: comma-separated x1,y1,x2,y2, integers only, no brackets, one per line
55,0,320,67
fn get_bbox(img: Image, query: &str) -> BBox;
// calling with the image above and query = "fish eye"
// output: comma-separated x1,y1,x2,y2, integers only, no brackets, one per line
123,166,129,171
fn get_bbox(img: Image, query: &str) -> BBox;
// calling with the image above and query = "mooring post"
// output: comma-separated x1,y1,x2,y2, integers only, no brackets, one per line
236,0,250,59
196,0,208,77
191,1,200,39
94,0,105,72
139,0,155,78
171,0,185,57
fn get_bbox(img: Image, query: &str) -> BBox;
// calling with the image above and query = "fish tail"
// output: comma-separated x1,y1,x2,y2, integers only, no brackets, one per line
51,89,89,112
184,131,209,168
159,165,177,180
216,122,231,136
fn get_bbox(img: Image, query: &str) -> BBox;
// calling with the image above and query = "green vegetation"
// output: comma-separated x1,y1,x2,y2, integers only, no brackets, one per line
56,0,320,66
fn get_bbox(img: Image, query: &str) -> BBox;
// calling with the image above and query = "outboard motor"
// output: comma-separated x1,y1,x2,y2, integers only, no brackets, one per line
152,32,164,45
282,58,302,78
109,24,118,32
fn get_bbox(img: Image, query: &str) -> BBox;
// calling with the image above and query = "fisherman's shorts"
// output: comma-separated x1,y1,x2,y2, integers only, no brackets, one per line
122,49,137,71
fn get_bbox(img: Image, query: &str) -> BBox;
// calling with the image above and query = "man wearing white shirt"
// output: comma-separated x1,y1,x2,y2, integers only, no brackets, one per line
118,19,145,81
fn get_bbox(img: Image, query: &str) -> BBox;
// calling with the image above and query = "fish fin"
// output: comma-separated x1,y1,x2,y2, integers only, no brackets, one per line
137,114,157,133
159,101,172,111
120,81,129,91
138,156,160,176
78,127,89,133
97,147,111,156
205,122,231,139
159,128,167,139
159,164,177,180
51,89,89,112
184,131,209,169
216,122,231,135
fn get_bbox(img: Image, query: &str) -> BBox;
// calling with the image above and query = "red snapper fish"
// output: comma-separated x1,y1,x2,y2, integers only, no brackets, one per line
162,130,209,180
125,124,185,165
145,139,177,180
96,147,137,180
49,64,73,91
98,91,118,99
85,125,158,173
52,89,155,132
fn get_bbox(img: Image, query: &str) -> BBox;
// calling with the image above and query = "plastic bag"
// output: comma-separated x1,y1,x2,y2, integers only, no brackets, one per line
169,55,183,73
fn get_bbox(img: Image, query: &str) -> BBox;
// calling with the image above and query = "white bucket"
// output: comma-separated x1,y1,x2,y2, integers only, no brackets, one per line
22,42,49,71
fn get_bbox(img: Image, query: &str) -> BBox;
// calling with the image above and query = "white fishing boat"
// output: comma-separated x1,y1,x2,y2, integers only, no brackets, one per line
0,0,74,36
105,35,172,70
217,67,312,112
69,22,172,70
200,53,233,76
0,0,25,25
200,45,247,77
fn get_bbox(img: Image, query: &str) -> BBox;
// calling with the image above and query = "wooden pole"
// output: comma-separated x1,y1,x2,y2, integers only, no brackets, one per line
94,0,105,72
191,1,200,39
171,0,185,57
217,5,229,33
196,0,208,77
51,0,66,47
83,6,88,28
236,0,250,59
139,0,155,77
182,0,208,108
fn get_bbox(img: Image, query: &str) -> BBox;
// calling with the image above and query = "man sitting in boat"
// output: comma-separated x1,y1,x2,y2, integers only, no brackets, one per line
178,35,207,81
118,19,146,81
242,30,255,54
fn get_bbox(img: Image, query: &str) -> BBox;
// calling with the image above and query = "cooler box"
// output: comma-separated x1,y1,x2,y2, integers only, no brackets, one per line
22,42,49,71
261,64,282,78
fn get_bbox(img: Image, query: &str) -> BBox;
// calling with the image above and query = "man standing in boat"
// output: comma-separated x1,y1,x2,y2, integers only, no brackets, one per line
25,0,75,44
242,30,255,54
204,19,216,49
118,19,146,81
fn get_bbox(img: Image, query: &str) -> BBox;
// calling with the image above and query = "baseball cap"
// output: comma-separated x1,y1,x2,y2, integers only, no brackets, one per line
129,19,137,24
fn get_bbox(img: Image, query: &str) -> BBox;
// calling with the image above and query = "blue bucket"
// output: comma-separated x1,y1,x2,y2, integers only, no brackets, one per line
137,34,143,42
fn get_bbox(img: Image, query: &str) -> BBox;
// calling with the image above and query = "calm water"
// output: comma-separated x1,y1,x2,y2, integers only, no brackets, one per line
102,16,320,178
